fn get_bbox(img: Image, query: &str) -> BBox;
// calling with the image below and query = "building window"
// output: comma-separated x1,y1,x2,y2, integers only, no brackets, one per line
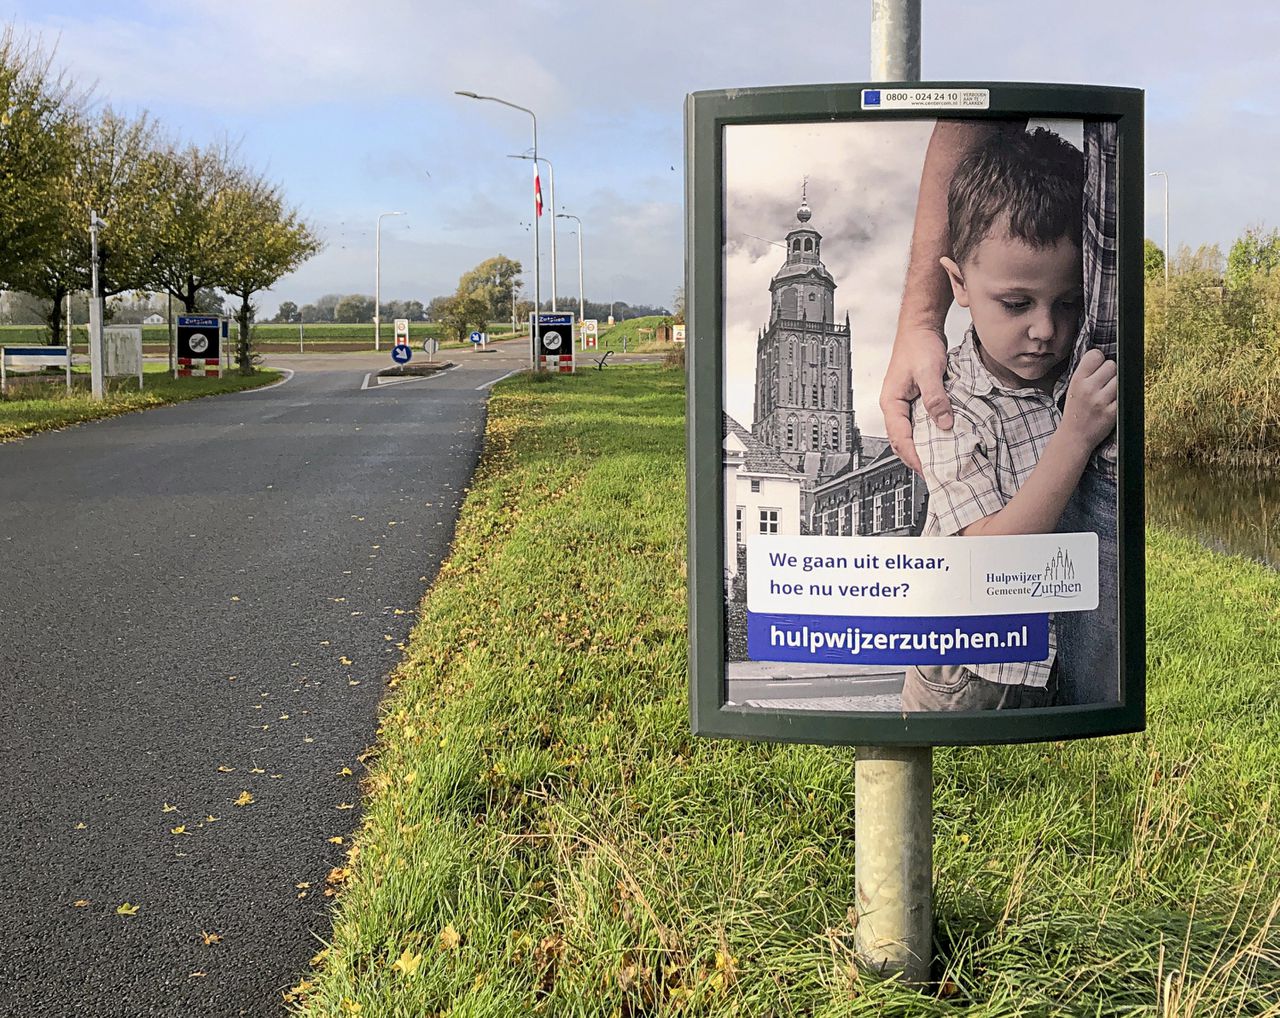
759,508,779,534
804,238,813,252
786,418,795,446
736,506,743,546
830,419,839,446
750,479,761,493
808,292,816,302
811,420,820,449
810,385,818,407
895,485,908,529
841,504,853,535
825,510,838,535
787,379,794,402
873,494,883,533
852,500,861,535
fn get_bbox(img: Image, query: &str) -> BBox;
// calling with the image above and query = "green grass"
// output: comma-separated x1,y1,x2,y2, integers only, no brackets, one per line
597,314,676,353
290,365,1280,1016
0,369,283,441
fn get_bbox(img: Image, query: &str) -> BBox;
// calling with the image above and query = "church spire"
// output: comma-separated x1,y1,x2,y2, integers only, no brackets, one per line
796,176,812,224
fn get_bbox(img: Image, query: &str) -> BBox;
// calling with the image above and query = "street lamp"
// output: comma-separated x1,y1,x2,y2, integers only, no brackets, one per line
375,211,405,351
1149,170,1169,286
508,153,558,311
556,213,584,328
455,91,541,322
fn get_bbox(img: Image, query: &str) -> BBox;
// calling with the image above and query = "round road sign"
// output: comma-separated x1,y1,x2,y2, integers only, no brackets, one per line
469,331,483,345
391,345,412,365
542,330,563,352
189,333,209,354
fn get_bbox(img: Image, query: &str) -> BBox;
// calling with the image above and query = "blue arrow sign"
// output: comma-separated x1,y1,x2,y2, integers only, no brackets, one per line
469,331,483,344
391,345,412,364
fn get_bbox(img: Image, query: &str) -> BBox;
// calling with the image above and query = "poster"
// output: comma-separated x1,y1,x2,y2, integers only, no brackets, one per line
687,83,1144,742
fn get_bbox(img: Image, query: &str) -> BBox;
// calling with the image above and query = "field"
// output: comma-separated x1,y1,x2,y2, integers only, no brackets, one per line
289,365,1280,1016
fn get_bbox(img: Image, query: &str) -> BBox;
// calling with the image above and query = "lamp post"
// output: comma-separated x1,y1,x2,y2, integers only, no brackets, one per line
1149,170,1169,286
375,211,405,351
89,210,107,401
455,91,541,322
556,213,584,331
508,154,558,311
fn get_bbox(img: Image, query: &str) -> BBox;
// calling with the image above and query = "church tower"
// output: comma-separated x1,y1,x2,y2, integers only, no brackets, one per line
752,187,860,489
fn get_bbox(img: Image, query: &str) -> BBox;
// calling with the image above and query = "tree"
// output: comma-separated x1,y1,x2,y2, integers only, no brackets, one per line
672,285,686,325
1171,243,1225,280
13,106,170,345
334,294,373,323
456,255,522,322
437,292,490,341
275,300,298,323
1226,226,1280,291
149,140,244,312
1143,239,1165,284
220,178,320,372
0,29,80,336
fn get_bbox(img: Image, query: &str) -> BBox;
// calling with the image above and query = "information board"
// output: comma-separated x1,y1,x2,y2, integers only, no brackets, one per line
685,81,1145,746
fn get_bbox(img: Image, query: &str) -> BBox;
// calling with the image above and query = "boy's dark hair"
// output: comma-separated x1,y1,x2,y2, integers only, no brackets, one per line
948,126,1084,266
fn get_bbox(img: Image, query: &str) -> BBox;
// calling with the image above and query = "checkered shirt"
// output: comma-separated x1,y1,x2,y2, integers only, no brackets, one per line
1070,119,1118,477
912,331,1064,687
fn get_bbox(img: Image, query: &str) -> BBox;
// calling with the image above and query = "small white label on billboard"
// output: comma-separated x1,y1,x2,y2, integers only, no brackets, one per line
861,88,990,111
747,532,1098,618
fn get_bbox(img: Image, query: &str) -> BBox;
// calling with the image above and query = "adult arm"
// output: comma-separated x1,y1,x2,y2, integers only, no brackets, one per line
881,120,1008,473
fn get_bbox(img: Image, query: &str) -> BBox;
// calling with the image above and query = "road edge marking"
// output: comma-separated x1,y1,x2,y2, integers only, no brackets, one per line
241,368,294,392
475,368,524,391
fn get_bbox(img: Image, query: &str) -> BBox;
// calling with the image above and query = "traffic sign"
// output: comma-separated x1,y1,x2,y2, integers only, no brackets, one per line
469,331,483,345
394,318,410,346
391,345,412,364
423,338,439,357
582,319,599,350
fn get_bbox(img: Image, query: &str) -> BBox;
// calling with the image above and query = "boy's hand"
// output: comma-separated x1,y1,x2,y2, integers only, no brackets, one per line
880,325,952,475
1061,348,1118,452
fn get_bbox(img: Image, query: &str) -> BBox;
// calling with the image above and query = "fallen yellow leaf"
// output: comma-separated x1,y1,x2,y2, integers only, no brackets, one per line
339,767,352,776
230,596,241,602
190,971,206,978
296,881,311,890
348,680,360,686
328,836,344,844
116,902,140,916
201,931,222,945
162,803,178,813
336,802,354,810
234,791,254,807
170,825,190,836
217,765,235,773
74,822,87,830
205,816,221,823
340,656,353,666
391,948,422,977
73,899,91,908
438,924,461,951
250,767,265,774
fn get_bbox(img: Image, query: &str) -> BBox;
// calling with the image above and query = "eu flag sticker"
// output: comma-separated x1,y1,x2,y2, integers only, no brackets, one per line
862,89,881,107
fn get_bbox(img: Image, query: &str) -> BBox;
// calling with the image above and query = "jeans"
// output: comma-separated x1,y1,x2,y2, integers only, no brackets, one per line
1054,466,1119,705
901,661,1058,711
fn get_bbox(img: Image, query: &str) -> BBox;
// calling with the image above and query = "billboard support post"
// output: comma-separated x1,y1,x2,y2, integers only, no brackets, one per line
854,0,931,986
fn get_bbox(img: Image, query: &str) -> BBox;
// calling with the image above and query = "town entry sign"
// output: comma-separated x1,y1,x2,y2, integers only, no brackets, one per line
685,82,1145,746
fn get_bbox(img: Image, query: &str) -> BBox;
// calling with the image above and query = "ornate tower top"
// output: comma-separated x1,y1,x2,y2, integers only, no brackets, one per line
796,177,812,223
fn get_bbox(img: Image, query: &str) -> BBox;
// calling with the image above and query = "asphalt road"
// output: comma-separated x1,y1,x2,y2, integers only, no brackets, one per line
0,344,528,1016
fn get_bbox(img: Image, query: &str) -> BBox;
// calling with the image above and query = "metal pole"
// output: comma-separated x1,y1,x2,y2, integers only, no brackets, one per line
1150,171,1169,286
557,212,585,335
299,315,304,353
870,0,921,80
88,211,105,401
375,211,406,351
855,0,931,988
546,159,557,311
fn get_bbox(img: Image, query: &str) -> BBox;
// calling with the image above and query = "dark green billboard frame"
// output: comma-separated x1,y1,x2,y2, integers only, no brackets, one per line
686,81,1145,746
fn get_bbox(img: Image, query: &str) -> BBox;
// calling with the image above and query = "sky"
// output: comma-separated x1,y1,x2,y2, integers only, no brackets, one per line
7,1,1278,318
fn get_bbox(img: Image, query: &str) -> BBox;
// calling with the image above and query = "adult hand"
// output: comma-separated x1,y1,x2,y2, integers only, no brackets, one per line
879,325,953,474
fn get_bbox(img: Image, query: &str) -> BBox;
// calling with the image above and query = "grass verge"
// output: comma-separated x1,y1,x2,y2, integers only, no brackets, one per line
0,369,283,441
292,365,1280,1016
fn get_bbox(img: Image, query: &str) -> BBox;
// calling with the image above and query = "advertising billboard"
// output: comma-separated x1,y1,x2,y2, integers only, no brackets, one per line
686,82,1144,746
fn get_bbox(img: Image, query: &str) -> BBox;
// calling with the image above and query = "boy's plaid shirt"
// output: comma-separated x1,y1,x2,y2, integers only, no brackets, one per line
911,331,1065,688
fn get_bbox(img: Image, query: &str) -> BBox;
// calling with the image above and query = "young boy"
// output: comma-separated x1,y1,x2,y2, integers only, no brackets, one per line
900,127,1117,712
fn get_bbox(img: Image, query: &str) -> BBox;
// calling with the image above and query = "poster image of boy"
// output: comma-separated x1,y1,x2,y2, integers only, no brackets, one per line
901,129,1117,711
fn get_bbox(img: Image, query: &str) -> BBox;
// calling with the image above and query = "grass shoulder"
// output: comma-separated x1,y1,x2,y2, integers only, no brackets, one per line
290,368,1280,1015
0,369,283,441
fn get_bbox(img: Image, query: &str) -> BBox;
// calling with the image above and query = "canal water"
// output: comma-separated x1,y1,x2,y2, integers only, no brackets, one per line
1146,459,1280,569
